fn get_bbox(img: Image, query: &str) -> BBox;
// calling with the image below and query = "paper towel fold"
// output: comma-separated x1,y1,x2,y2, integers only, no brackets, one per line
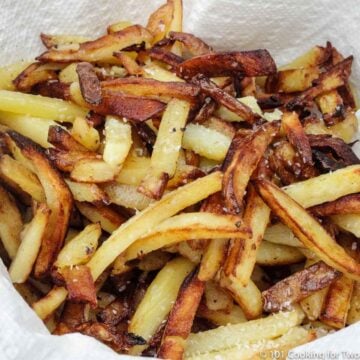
1,0,360,359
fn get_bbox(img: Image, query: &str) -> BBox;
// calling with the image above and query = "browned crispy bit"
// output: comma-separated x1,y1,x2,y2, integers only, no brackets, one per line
192,74,261,124
178,50,276,79
132,122,157,148
89,90,166,122
61,301,86,328
6,131,73,277
287,56,353,109
86,112,105,128
308,134,360,165
169,31,213,56
61,265,97,307
69,206,84,229
76,62,102,105
158,268,205,360
33,80,71,100
282,112,313,166
47,125,88,152
13,62,58,92
223,121,280,213
75,322,146,352
97,297,131,326
338,85,356,109
256,93,284,110
184,150,200,167
148,47,184,67
309,193,360,217
113,52,143,75
194,98,217,123
101,77,200,104
203,116,236,139
315,90,345,125
262,261,341,313
37,25,153,63
312,149,346,173
46,148,102,172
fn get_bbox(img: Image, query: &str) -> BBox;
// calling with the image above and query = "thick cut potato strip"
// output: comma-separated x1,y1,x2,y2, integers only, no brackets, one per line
128,257,195,355
256,179,360,280
0,154,46,202
196,303,247,326
115,153,151,186
221,276,263,319
76,202,126,234
184,307,304,356
6,131,73,277
143,63,185,82
88,171,222,281
103,183,153,210
70,116,100,151
182,123,231,161
101,78,199,104
103,116,132,172
223,187,270,285
47,125,88,152
347,281,360,325
70,159,115,183
159,268,205,360
0,90,86,122
40,33,91,49
204,281,233,312
0,185,23,259
0,61,32,90
9,204,50,283
138,99,190,199
37,25,153,63
332,214,360,237
320,275,354,329
0,111,56,148
178,50,276,79
186,326,315,360
283,165,360,208
262,261,340,313
256,241,305,266
264,223,303,248
65,179,109,205
54,223,101,268
121,212,248,263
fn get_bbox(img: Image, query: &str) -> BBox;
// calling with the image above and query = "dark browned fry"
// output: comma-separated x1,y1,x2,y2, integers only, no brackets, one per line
101,77,199,104
178,50,276,79
132,122,157,147
76,62,102,105
61,302,86,328
282,112,313,166
75,322,146,352
61,265,97,307
169,31,213,56
97,297,131,326
194,98,217,123
192,74,261,123
308,134,360,166
6,130,73,277
158,268,205,360
148,47,184,67
47,148,102,172
33,80,71,100
312,149,346,172
13,62,58,92
309,193,360,217
262,261,340,312
48,125,88,152
90,90,165,122
223,121,280,213
256,93,284,110
37,25,153,63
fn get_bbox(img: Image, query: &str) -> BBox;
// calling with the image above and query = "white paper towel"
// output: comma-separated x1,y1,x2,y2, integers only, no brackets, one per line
1,0,360,359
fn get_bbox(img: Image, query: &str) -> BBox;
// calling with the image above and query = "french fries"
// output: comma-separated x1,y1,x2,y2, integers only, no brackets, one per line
2,1,360,357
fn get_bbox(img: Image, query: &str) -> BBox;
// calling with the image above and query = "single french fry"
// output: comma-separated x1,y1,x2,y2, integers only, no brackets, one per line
40,33,91,49
115,153,151,186
0,90,87,122
9,204,50,283
0,111,56,148
320,275,354,329
204,280,233,312
196,303,247,326
128,257,195,355
70,159,115,183
138,99,190,199
107,21,133,34
54,223,101,269
332,214,360,238
143,63,185,82
0,61,33,90
0,154,46,202
184,307,304,356
65,179,109,205
70,116,100,151
264,223,303,248
76,202,125,234
347,281,360,325
103,116,132,172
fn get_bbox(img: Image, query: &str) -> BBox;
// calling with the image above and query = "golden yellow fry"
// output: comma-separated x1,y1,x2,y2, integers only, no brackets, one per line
128,257,194,355
197,304,247,326
9,204,50,283
143,63,184,82
70,116,100,151
332,214,360,237
32,287,68,320
0,90,87,122
0,111,56,148
70,159,115,183
347,281,360,325
264,223,303,248
0,61,32,90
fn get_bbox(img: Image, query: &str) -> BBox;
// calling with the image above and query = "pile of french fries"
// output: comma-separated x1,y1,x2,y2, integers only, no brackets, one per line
1,0,360,359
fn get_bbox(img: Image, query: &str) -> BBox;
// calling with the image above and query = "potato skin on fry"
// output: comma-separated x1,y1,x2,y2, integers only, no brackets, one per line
178,50,276,79
262,261,340,313
76,62,102,105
